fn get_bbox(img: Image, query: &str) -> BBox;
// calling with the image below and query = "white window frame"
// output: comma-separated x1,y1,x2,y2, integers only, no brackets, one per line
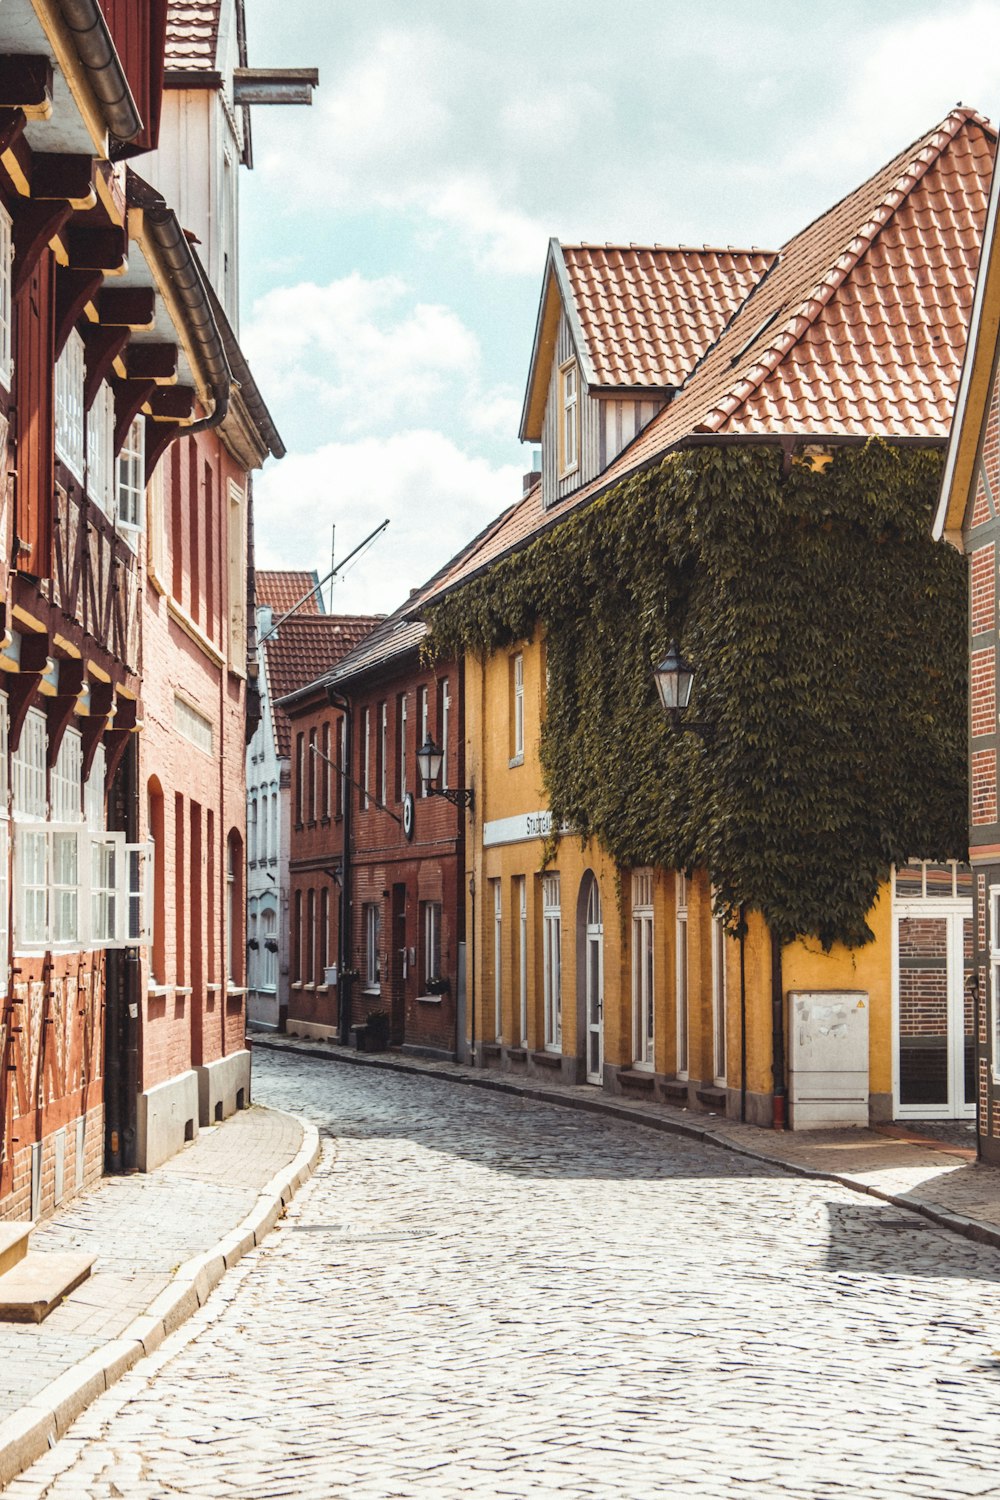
398,694,407,802
86,380,115,516
512,653,524,762
559,358,579,477
12,707,47,819
419,686,429,797
542,873,562,1052
632,869,655,1070
0,203,12,389
364,902,381,992
441,678,450,791
51,727,83,823
116,414,145,536
516,875,528,1047
85,745,106,832
261,908,277,990
15,825,50,950
676,871,688,1079
379,701,388,807
712,906,728,1087
362,708,371,810
423,900,442,988
55,329,85,482
492,878,502,1042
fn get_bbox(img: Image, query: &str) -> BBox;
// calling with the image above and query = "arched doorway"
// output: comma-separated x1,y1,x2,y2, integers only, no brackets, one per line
578,873,604,1084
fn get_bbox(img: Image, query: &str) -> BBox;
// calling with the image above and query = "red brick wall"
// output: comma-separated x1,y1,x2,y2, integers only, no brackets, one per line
138,430,249,1091
971,542,996,634
286,653,465,1055
972,646,996,739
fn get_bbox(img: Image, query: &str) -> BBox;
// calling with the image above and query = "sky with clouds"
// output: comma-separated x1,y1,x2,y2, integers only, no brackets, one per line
238,0,1000,615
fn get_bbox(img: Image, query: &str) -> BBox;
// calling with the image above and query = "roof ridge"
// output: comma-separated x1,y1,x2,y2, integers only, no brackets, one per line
698,106,992,433
562,243,776,255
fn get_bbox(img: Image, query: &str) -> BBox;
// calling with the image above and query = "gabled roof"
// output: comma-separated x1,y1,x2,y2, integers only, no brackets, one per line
520,240,776,440
257,571,324,617
262,615,382,757
438,108,995,606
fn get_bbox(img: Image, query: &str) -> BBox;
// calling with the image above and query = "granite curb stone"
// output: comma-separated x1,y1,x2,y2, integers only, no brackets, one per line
0,1110,320,1492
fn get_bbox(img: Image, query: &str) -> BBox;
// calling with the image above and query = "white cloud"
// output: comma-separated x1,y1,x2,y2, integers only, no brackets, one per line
776,1,1000,181
254,430,524,615
244,274,482,432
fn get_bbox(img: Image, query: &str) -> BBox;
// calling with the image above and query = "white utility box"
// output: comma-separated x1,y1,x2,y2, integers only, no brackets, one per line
788,990,869,1130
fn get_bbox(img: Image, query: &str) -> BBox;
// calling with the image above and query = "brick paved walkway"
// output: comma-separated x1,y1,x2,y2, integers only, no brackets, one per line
0,1103,305,1423
9,1046,1000,1499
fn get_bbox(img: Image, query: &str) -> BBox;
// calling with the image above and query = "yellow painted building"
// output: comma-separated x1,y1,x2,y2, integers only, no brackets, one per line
422,111,991,1130
461,622,909,1126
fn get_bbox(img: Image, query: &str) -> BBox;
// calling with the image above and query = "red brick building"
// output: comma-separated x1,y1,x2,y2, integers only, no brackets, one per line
248,597,381,1032
936,124,1000,1163
280,612,467,1059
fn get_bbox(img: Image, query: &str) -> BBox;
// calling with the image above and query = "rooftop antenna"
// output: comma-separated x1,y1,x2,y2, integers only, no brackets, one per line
258,518,390,644
329,523,335,613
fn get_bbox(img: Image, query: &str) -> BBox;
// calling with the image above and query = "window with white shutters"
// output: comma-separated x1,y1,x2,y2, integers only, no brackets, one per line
116,415,144,533
86,381,115,515
55,331,85,481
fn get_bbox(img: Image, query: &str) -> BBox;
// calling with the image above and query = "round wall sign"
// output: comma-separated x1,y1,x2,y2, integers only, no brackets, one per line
402,791,415,841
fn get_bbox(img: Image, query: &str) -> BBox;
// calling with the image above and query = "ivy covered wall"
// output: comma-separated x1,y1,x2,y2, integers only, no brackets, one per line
426,442,967,949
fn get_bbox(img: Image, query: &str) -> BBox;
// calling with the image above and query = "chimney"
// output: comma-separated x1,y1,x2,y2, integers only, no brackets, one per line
522,468,541,497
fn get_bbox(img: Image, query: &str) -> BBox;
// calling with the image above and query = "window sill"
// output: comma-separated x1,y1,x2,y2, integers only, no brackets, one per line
147,983,170,997
320,816,331,827
206,983,223,993
291,982,303,990
316,984,329,994
508,754,524,769
175,986,193,997
362,986,381,996
417,994,442,1005
226,986,248,998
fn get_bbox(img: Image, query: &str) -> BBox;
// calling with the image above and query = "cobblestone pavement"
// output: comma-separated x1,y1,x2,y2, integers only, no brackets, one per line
10,1048,1000,1500
0,1104,303,1420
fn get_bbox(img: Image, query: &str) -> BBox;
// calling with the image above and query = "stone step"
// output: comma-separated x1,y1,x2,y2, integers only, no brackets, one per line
0,1252,95,1323
0,1222,32,1278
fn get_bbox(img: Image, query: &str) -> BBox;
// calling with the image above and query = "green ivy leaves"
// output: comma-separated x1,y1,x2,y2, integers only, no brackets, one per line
426,442,967,949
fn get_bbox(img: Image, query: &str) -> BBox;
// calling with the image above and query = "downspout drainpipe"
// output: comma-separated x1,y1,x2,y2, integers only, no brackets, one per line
739,903,747,1124
771,929,787,1129
327,687,352,1046
57,0,143,146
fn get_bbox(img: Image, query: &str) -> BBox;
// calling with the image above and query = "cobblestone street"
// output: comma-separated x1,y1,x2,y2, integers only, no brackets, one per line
11,1048,1000,1499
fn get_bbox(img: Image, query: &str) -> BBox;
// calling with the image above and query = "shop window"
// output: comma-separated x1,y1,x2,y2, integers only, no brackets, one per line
364,902,381,991
542,873,561,1051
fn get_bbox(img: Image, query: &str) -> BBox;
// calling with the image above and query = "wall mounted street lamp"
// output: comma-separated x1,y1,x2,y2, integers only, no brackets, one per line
417,735,474,809
653,641,710,738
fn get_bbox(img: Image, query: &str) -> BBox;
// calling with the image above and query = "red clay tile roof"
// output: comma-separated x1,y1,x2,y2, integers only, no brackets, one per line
263,615,383,758
165,1,221,72
562,244,776,389
428,108,996,607
256,570,324,618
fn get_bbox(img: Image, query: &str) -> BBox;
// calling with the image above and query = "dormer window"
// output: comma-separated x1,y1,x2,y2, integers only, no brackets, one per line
0,204,11,389
86,381,115,516
117,415,145,536
55,330,85,481
559,358,579,477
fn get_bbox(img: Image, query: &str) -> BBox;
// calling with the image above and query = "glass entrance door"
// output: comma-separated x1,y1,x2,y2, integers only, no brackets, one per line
895,903,974,1119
